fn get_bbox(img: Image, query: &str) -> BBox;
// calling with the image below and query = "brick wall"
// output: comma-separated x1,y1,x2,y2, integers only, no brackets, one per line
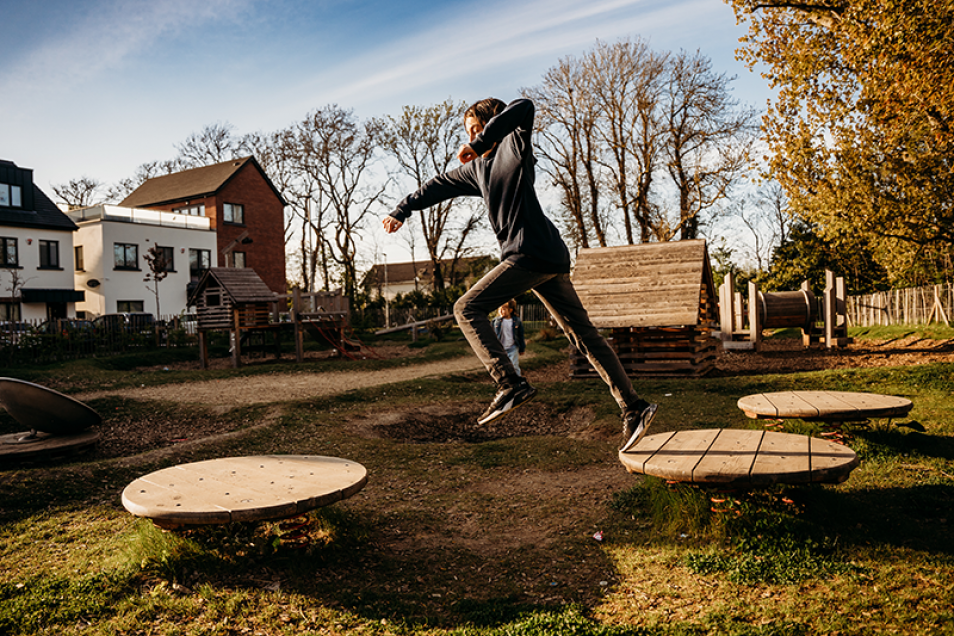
212,165,286,294
134,162,287,294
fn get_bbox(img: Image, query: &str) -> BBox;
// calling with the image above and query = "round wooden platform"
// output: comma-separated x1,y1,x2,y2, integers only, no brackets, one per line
737,390,913,422
122,455,368,528
0,377,101,435
0,429,100,461
618,429,859,486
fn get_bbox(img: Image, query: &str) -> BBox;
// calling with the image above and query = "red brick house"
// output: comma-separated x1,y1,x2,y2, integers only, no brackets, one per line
120,156,286,294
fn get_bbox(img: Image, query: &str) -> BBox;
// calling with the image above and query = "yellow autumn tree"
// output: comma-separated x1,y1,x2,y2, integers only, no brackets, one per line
728,0,954,284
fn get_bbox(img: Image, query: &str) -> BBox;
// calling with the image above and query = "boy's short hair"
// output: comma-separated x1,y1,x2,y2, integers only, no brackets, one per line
465,98,506,126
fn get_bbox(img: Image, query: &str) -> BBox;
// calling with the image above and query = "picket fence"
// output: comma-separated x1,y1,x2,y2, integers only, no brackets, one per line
846,283,954,327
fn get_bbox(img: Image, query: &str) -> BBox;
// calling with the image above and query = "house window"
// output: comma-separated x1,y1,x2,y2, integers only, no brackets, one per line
74,246,85,271
232,251,246,268
152,245,175,272
0,184,22,208
189,248,211,282
0,238,17,267
223,202,244,224
38,240,60,269
117,300,145,313
173,204,205,216
1,301,21,321
114,243,139,269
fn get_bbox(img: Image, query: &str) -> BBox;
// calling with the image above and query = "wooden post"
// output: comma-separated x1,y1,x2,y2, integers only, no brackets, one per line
748,280,761,351
293,287,304,363
199,330,209,369
719,271,735,338
231,307,242,368
801,280,814,346
836,275,848,335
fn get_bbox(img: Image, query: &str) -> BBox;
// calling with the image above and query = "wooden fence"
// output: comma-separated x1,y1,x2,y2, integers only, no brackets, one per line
847,283,953,327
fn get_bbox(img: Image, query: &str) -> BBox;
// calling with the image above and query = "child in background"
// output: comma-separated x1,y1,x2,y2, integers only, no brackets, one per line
493,299,525,376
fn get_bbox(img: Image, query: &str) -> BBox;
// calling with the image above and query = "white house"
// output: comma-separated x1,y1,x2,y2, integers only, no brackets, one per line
68,205,218,319
1,160,84,322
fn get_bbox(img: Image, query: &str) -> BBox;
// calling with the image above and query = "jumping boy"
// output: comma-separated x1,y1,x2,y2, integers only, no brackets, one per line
382,97,657,451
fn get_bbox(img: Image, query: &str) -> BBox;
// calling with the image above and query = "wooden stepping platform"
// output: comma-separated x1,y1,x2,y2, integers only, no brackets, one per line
0,377,102,462
618,429,859,486
122,455,367,529
0,377,101,435
0,429,100,461
738,390,912,422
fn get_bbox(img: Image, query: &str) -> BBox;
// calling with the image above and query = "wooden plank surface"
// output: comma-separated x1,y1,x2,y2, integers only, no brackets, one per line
639,428,720,481
122,455,367,526
809,436,860,483
749,432,811,485
617,431,676,475
619,429,858,485
738,391,912,421
571,240,711,329
692,428,762,483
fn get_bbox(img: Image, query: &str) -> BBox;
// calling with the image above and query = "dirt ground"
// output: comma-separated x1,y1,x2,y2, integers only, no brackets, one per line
57,335,954,463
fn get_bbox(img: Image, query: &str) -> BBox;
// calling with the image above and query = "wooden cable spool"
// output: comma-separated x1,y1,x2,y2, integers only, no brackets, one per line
758,289,816,330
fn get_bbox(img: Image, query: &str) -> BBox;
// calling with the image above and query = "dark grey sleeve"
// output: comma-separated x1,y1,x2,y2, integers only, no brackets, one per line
468,99,534,156
390,163,481,222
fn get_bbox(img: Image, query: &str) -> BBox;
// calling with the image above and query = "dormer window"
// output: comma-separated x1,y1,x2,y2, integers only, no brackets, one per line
0,184,22,208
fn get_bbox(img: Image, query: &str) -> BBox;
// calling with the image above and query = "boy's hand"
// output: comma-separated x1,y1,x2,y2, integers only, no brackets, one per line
382,216,403,233
457,143,478,164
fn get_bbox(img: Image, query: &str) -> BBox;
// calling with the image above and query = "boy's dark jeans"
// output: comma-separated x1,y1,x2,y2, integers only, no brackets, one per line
454,257,639,410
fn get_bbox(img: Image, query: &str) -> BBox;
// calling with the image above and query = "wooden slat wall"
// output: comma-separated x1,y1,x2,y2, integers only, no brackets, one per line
569,240,719,378
572,240,715,329
571,326,718,378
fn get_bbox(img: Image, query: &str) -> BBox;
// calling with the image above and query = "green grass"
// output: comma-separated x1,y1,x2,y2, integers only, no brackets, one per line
0,335,953,635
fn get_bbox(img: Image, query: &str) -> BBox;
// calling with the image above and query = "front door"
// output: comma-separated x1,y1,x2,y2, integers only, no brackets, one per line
46,302,67,320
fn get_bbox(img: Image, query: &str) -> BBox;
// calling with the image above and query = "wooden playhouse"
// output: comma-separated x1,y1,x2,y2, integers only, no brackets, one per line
570,239,719,378
188,267,280,368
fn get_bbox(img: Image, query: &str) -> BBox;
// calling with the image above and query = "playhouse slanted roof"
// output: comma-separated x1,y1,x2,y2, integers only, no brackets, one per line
189,267,278,306
571,239,717,329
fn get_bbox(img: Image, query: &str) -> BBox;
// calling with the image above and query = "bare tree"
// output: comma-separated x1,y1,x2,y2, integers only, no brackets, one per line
107,159,184,203
176,122,238,168
51,177,103,209
586,38,669,244
376,99,484,291
297,106,388,300
524,56,606,249
662,50,759,240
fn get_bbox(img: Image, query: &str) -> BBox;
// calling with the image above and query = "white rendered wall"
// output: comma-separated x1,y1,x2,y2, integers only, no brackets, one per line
0,225,77,320
71,206,216,318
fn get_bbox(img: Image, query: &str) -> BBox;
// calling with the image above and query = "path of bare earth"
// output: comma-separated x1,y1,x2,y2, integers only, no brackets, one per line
76,355,487,408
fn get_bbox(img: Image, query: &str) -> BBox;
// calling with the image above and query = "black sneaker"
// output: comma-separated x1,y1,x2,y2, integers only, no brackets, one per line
619,402,658,452
477,379,537,425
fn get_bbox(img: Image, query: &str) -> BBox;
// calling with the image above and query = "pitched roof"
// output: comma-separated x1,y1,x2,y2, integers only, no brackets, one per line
188,267,278,306
0,160,78,231
120,156,286,208
365,256,491,286
571,239,718,328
